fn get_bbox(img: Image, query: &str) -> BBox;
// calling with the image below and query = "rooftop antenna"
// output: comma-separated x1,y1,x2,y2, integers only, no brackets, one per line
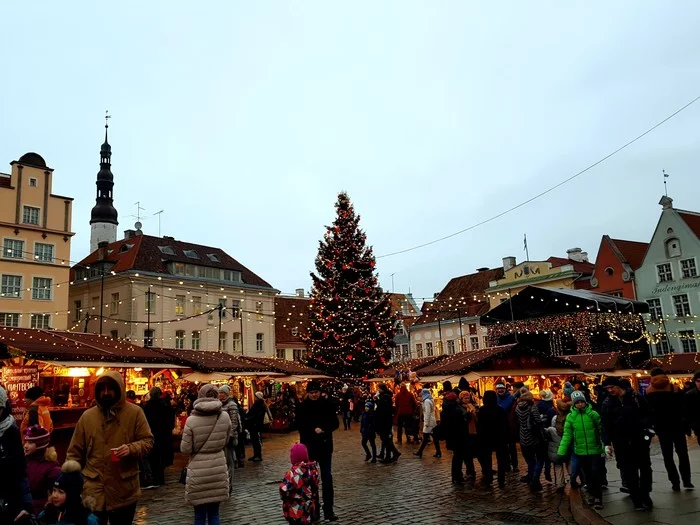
134,202,146,223
663,170,670,196
154,209,164,237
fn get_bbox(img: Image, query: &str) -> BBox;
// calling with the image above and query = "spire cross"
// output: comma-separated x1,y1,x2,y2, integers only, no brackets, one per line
663,169,669,197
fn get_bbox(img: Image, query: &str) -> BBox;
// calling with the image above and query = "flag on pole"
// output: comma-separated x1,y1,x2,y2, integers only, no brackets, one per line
663,170,670,178
523,234,528,251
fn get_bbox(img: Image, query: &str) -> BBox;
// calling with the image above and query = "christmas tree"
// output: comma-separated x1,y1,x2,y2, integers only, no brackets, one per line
305,192,395,380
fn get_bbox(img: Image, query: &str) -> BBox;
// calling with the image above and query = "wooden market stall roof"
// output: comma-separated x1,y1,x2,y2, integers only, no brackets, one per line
151,348,271,374
375,355,448,379
240,356,330,378
0,327,175,365
644,353,700,375
416,344,579,377
562,352,630,373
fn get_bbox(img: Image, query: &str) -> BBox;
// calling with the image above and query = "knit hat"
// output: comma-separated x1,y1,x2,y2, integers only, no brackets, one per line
306,380,321,393
601,376,623,388
444,392,458,402
54,460,84,504
365,401,373,409
25,425,51,450
149,387,162,399
198,384,219,399
0,386,7,408
562,382,574,398
539,389,553,402
693,369,700,382
290,443,309,465
518,387,533,403
25,386,43,402
495,382,506,389
571,391,586,404
219,385,231,395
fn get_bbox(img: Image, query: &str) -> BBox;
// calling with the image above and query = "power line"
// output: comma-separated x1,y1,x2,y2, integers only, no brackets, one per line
377,94,700,259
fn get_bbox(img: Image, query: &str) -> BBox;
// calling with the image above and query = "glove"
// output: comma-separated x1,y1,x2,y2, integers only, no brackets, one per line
605,445,614,457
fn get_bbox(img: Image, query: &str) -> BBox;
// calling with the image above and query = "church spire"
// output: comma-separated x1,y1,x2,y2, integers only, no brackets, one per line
90,111,119,253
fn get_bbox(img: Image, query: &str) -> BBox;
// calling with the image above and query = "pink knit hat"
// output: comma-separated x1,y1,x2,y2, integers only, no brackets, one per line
25,425,51,450
290,443,309,465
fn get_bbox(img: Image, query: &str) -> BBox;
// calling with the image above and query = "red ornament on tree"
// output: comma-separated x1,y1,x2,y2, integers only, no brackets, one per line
346,354,353,360
370,340,376,348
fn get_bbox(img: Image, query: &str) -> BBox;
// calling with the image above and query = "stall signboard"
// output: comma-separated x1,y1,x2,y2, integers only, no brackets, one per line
1,365,40,423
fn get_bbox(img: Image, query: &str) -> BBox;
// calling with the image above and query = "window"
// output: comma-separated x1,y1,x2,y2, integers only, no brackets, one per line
293,348,307,362
110,293,120,315
655,339,670,356
425,342,434,357
158,246,176,256
3,239,24,259
679,330,697,353
29,177,37,187
0,313,20,327
175,330,185,349
647,298,663,321
30,314,50,329
447,340,455,355
276,348,286,359
1,275,22,298
22,206,40,225
470,336,480,350
207,253,221,263
32,277,52,300
256,301,264,321
680,258,697,278
256,333,264,353
34,243,54,262
183,250,199,259
145,292,156,314
191,331,201,350
657,263,673,282
402,344,411,359
665,238,681,258
91,296,99,311
395,321,405,336
175,295,185,315
219,331,227,351
218,298,227,317
232,332,241,353
223,270,242,282
144,329,154,347
416,343,423,358
192,296,202,315
230,300,240,318
673,294,691,317
468,323,477,335
110,330,118,340
73,300,82,321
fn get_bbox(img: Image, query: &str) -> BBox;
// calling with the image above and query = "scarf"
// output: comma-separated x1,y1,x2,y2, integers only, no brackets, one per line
0,414,14,437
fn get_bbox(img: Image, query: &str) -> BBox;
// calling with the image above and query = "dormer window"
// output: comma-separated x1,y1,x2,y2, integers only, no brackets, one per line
119,244,133,253
665,237,681,258
207,253,221,263
158,246,176,256
184,250,199,259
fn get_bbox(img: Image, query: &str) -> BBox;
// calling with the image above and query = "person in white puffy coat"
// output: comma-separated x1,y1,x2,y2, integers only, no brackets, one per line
181,384,232,525
414,389,442,458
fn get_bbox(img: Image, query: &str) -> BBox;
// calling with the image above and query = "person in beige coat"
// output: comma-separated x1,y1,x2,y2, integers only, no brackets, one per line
66,371,153,525
181,384,232,525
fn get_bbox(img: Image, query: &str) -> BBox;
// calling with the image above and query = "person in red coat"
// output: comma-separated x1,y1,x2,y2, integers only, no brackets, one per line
394,384,417,444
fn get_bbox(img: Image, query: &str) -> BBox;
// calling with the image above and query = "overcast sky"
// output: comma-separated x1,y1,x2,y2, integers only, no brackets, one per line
2,2,700,303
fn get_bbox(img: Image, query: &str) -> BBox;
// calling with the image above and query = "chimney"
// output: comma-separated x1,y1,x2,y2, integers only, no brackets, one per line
295,288,304,298
476,267,489,272
567,247,589,263
502,256,516,271
97,241,109,261
659,196,674,209
124,229,136,239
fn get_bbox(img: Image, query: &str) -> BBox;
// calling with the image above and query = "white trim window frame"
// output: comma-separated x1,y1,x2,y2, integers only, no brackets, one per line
175,330,185,349
416,342,423,358
22,205,40,225
679,330,697,353
672,294,692,317
30,313,51,329
3,238,24,259
256,333,264,353
1,274,22,299
680,257,698,279
34,242,54,263
31,276,52,300
0,312,21,327
656,262,673,283
646,298,663,321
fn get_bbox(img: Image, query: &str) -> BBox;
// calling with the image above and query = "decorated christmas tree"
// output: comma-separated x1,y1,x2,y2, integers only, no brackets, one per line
305,192,395,380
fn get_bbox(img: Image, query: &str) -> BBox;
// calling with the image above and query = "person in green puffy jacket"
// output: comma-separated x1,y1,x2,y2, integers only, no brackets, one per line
557,391,604,509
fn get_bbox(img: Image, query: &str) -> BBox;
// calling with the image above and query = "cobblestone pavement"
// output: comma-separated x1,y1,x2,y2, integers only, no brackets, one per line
135,424,576,525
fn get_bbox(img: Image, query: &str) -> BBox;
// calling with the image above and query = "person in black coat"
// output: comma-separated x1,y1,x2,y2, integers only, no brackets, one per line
478,390,509,488
374,384,400,464
440,391,468,484
360,401,377,462
0,386,33,523
246,392,267,461
601,377,654,510
297,381,340,522
143,387,175,487
685,370,700,446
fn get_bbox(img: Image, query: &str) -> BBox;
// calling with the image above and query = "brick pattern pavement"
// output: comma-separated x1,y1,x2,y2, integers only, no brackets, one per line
135,424,576,525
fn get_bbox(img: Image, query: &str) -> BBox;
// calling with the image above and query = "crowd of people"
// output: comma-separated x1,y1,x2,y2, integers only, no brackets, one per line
1,367,699,524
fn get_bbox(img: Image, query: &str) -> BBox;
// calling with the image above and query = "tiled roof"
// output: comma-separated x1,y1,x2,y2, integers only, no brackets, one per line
679,211,700,239
0,327,174,364
645,352,700,374
387,293,420,317
562,352,625,372
152,348,269,373
240,356,324,376
72,234,274,289
0,173,11,188
609,239,648,270
274,296,310,348
375,356,447,378
417,345,517,375
546,257,595,275
413,268,504,326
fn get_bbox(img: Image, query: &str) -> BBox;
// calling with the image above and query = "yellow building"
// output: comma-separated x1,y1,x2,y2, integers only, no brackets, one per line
0,153,74,329
485,250,594,309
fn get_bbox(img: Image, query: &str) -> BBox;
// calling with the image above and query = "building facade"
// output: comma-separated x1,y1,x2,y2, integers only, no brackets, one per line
410,268,503,359
484,249,594,309
70,232,278,354
274,290,310,361
0,153,74,329
636,196,700,355
387,292,421,361
589,235,648,299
